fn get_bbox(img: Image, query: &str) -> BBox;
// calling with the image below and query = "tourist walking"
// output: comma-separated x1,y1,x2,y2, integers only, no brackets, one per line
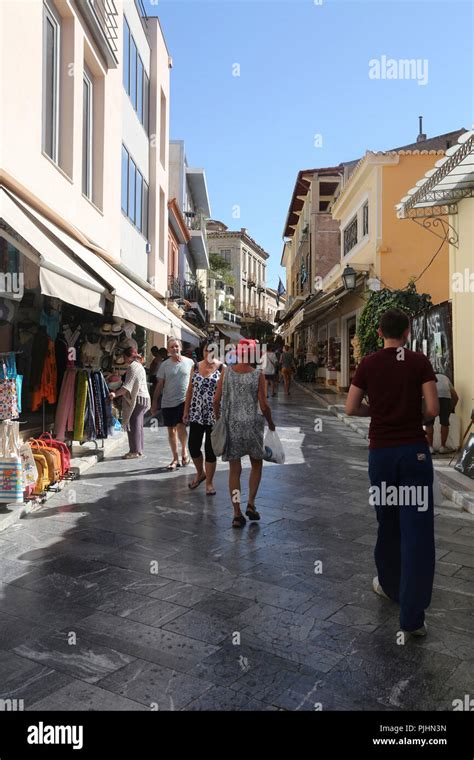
259,342,278,398
109,347,151,459
280,345,296,395
345,308,439,637
213,338,276,528
151,338,194,470
183,343,223,495
424,372,459,454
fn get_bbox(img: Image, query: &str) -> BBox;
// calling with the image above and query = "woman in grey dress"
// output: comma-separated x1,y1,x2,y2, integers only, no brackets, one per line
214,339,276,528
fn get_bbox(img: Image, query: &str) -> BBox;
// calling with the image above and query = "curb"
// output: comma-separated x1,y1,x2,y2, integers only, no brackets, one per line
296,381,474,517
0,433,127,534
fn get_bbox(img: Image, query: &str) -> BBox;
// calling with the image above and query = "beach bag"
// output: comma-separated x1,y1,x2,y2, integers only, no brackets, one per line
20,442,38,489
211,370,228,457
33,453,50,494
263,429,285,464
0,420,23,504
0,359,18,420
39,432,71,474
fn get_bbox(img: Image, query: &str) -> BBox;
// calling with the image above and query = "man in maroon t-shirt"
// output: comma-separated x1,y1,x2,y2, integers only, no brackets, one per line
345,308,439,638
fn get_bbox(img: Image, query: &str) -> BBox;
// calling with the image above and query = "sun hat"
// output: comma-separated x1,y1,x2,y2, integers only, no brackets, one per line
100,322,113,334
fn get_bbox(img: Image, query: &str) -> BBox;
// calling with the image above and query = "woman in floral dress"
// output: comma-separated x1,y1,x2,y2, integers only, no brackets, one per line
183,344,223,495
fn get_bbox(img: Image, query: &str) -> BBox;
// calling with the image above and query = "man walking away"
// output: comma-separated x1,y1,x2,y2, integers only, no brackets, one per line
345,308,439,638
280,345,296,396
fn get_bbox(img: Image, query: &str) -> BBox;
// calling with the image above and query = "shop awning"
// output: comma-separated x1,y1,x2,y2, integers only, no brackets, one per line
1,189,173,334
218,327,243,344
0,187,107,314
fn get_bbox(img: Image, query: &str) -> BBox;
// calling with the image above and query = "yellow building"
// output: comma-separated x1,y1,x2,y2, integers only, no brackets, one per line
396,128,474,437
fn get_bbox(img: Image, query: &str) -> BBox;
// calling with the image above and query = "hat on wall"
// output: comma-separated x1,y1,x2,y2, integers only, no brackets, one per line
123,321,136,338
100,322,113,334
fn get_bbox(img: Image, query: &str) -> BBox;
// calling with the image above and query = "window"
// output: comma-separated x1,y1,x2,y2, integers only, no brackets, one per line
123,19,149,132
343,215,358,255
130,37,137,109
82,71,93,198
121,144,148,234
137,56,143,123
135,170,143,232
123,18,130,92
42,1,61,161
160,89,166,166
143,72,149,134
362,202,369,237
121,146,129,213
220,249,231,263
142,181,149,237
128,159,136,224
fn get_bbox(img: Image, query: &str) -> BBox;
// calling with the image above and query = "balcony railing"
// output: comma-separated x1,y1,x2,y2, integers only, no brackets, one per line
184,211,207,232
85,0,119,60
168,276,206,315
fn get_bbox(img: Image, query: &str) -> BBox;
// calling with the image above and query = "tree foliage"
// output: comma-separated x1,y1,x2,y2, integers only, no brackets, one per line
357,281,432,357
208,253,235,286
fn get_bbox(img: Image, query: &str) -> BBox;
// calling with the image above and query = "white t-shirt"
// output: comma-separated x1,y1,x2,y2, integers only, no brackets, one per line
435,373,453,399
260,351,277,375
157,356,194,408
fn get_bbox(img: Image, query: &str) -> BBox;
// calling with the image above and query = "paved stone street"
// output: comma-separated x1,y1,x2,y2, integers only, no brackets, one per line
1,385,474,711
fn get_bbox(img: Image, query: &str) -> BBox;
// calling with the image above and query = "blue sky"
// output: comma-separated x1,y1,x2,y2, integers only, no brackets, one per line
146,0,473,288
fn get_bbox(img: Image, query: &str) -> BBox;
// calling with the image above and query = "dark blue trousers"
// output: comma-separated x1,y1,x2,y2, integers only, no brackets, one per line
368,442,435,631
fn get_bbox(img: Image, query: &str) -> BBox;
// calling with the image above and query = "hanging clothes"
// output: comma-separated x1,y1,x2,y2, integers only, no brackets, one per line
83,374,97,441
31,338,57,411
40,309,61,341
73,370,89,441
55,367,77,441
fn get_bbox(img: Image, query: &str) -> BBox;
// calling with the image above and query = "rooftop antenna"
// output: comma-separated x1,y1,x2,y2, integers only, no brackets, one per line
417,115,427,143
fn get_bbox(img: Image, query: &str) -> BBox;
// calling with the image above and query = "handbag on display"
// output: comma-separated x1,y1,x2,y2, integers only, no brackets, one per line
211,370,228,458
32,453,50,494
0,420,24,504
0,359,19,421
19,442,39,489
39,432,71,475
29,439,62,484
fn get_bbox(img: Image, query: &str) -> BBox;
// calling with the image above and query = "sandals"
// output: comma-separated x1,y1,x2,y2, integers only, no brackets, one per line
182,456,190,466
189,475,206,490
206,488,216,496
232,514,246,529
166,461,180,471
245,504,261,521
122,452,140,460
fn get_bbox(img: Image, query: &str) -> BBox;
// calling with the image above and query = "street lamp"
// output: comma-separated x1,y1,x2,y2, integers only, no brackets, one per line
342,265,357,292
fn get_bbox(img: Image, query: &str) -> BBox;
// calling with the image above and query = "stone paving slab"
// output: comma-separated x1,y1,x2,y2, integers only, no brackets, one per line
0,384,473,711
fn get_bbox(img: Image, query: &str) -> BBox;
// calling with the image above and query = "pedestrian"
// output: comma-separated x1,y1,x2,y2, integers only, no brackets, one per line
345,308,439,638
424,373,459,454
109,347,151,459
280,344,296,396
213,338,276,529
151,338,194,470
183,343,223,495
148,346,168,393
259,342,278,398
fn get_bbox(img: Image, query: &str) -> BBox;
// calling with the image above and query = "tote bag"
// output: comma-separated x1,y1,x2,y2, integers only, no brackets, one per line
20,443,39,489
211,369,228,457
0,420,24,504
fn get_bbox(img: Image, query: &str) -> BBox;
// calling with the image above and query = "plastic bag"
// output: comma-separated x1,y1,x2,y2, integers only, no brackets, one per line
263,429,285,464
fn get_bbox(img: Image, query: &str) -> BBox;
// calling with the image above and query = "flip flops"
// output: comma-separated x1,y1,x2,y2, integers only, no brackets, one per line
188,475,206,490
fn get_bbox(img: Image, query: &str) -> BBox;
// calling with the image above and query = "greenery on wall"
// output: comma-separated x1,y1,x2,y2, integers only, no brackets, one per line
209,253,235,287
357,281,432,358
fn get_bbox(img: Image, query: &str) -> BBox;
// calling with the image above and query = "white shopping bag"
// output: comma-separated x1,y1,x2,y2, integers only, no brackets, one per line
263,429,285,464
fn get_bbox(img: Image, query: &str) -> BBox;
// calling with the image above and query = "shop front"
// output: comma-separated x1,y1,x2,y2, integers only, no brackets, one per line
0,186,179,449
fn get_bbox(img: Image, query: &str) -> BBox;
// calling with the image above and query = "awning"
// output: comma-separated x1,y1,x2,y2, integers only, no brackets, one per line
2,189,172,334
0,187,107,314
218,327,243,344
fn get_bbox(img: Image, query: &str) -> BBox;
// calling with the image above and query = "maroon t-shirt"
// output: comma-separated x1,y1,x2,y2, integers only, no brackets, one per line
351,348,436,449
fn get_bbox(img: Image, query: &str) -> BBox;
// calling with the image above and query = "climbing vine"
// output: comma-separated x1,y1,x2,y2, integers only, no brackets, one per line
356,282,432,358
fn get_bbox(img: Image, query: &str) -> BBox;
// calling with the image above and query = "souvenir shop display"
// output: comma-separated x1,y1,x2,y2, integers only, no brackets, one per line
0,351,21,420
0,420,23,505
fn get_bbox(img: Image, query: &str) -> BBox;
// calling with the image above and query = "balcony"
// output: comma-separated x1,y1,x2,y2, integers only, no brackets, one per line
77,0,119,68
168,276,206,320
183,211,209,269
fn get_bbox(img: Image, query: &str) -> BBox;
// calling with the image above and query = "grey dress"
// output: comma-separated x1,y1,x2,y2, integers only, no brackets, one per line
222,368,265,461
